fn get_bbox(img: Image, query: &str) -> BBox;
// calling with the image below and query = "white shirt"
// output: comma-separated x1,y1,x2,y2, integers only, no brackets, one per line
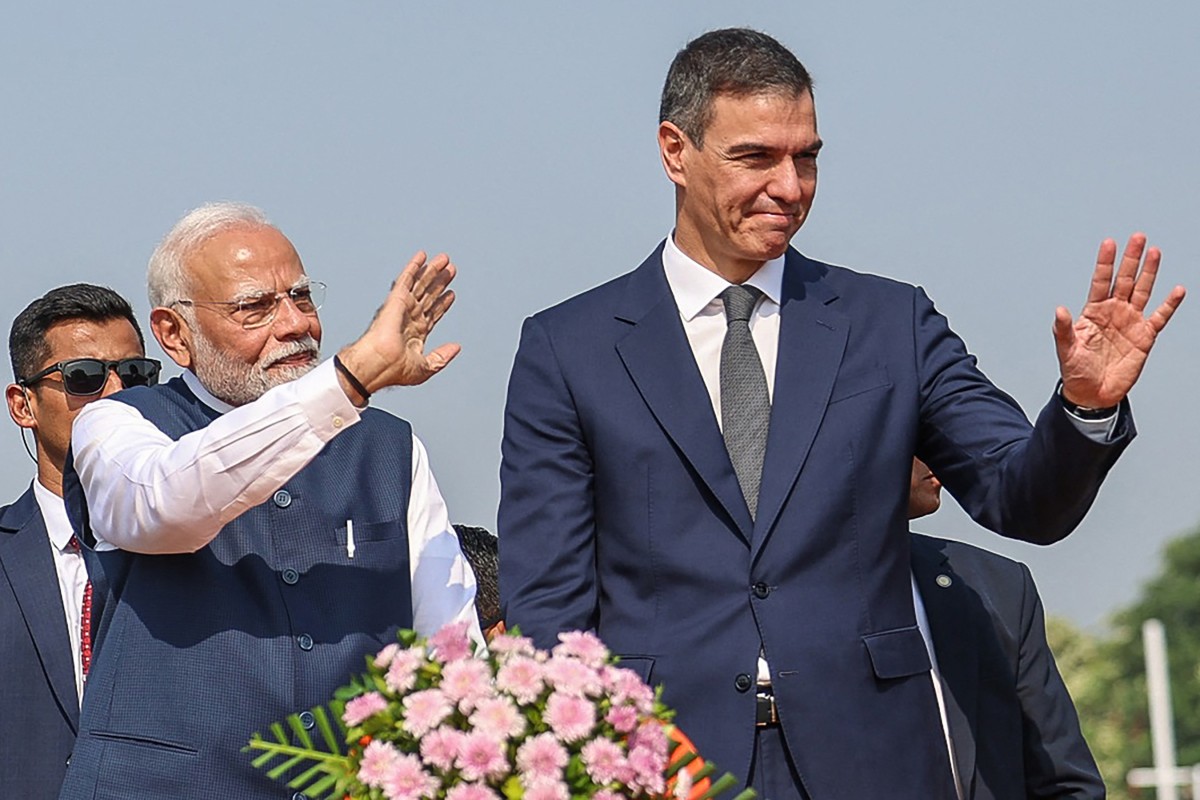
912,575,965,800
33,479,87,705
70,358,483,647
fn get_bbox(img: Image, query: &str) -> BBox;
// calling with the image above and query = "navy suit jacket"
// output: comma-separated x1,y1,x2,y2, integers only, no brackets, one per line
912,534,1105,800
0,486,78,799
499,244,1132,797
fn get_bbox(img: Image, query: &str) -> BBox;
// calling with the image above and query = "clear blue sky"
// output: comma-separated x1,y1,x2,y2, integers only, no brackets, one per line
2,1,1197,628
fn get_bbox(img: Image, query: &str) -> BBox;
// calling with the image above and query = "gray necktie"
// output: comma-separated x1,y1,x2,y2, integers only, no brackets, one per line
720,285,770,519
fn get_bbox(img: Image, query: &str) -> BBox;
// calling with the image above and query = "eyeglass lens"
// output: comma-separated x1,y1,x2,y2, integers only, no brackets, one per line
60,358,162,395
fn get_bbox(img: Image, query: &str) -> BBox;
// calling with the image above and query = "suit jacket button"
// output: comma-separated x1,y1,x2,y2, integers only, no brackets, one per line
281,568,300,585
297,633,314,651
752,582,771,599
734,673,753,692
292,793,309,800
273,489,292,508
65,754,71,767
298,711,316,730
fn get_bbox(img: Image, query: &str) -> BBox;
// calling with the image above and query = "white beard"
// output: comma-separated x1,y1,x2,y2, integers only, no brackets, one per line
191,331,320,406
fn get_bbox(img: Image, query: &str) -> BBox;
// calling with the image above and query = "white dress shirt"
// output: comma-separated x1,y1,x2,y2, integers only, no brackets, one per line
912,575,965,800
33,479,87,705
70,358,483,646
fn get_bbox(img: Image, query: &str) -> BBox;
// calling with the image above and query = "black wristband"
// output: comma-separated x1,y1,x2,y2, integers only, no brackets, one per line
1056,382,1118,420
333,355,371,404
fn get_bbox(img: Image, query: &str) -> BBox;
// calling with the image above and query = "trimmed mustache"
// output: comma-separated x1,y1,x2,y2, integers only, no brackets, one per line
263,336,320,369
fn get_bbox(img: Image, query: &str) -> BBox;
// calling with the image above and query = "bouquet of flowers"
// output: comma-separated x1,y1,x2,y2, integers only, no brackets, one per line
246,622,753,800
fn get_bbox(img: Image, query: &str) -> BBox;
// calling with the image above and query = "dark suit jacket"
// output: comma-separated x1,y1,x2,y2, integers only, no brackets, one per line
499,244,1132,797
912,534,1105,800
0,486,79,799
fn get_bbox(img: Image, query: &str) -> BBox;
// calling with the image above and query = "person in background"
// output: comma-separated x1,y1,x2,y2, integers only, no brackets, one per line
908,458,1106,800
1,283,157,799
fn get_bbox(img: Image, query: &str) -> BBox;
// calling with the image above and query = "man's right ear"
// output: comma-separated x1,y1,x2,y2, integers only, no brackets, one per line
6,383,35,429
657,120,691,188
150,307,194,370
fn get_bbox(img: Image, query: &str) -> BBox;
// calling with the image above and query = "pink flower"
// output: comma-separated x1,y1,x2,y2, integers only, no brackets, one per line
515,732,568,780
604,704,638,734
543,692,596,742
487,634,536,659
386,647,425,694
358,740,401,788
593,791,625,800
603,666,655,713
496,656,544,704
343,691,389,726
468,695,526,739
441,658,493,711
402,689,453,738
381,752,438,800
454,730,509,782
419,726,465,772
429,620,473,663
446,784,501,800
523,780,569,800
580,737,626,785
373,642,401,668
626,721,669,794
627,743,666,795
542,656,602,697
552,630,609,667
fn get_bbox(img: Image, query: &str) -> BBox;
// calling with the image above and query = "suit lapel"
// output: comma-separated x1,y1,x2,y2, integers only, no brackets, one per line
614,246,754,542
910,536,979,792
752,252,848,557
0,488,80,730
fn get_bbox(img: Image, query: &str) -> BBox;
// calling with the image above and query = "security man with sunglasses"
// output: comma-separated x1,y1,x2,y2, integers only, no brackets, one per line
58,202,481,800
1,283,158,799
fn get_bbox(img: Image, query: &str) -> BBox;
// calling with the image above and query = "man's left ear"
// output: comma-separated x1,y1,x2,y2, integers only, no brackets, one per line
657,120,691,187
6,383,36,430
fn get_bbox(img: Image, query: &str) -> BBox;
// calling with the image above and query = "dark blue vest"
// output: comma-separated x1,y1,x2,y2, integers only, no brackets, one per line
60,377,414,799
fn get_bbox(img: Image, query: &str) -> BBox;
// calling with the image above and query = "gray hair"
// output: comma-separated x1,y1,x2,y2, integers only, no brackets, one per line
147,202,273,308
659,28,814,148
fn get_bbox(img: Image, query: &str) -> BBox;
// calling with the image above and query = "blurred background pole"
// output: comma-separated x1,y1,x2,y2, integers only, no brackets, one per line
1144,619,1179,800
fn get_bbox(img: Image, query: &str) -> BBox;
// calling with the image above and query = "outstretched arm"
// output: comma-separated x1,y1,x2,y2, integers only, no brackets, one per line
1055,233,1185,409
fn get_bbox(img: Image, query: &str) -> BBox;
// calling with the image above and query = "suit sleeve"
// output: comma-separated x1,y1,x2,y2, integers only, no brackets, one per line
913,286,1135,543
1014,565,1107,799
498,315,598,650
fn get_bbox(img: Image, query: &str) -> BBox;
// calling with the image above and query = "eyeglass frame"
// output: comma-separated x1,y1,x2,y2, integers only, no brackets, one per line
170,280,326,330
18,357,163,397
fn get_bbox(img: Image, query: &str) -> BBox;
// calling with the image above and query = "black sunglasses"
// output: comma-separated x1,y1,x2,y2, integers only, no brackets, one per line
19,357,162,397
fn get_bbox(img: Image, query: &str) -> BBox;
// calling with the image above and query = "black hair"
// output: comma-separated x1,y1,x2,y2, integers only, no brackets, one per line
660,27,814,147
9,283,144,380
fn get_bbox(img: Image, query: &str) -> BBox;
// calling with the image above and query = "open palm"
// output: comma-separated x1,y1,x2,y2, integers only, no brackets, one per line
1055,234,1185,409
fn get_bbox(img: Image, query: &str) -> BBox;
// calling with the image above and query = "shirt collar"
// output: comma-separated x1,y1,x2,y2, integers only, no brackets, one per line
182,369,235,415
662,234,785,321
32,479,74,551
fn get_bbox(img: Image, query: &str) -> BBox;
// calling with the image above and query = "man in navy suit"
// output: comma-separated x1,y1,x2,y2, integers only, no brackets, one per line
908,459,1105,799
499,28,1183,799
1,284,156,799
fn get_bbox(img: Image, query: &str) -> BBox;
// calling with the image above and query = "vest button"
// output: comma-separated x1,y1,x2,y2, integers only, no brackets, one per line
752,582,771,599
273,490,292,508
281,568,300,585
297,633,314,651
292,793,309,800
734,673,753,693
298,711,316,730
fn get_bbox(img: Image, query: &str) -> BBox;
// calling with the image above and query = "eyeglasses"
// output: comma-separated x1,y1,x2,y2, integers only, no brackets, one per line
172,281,326,330
19,357,162,397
